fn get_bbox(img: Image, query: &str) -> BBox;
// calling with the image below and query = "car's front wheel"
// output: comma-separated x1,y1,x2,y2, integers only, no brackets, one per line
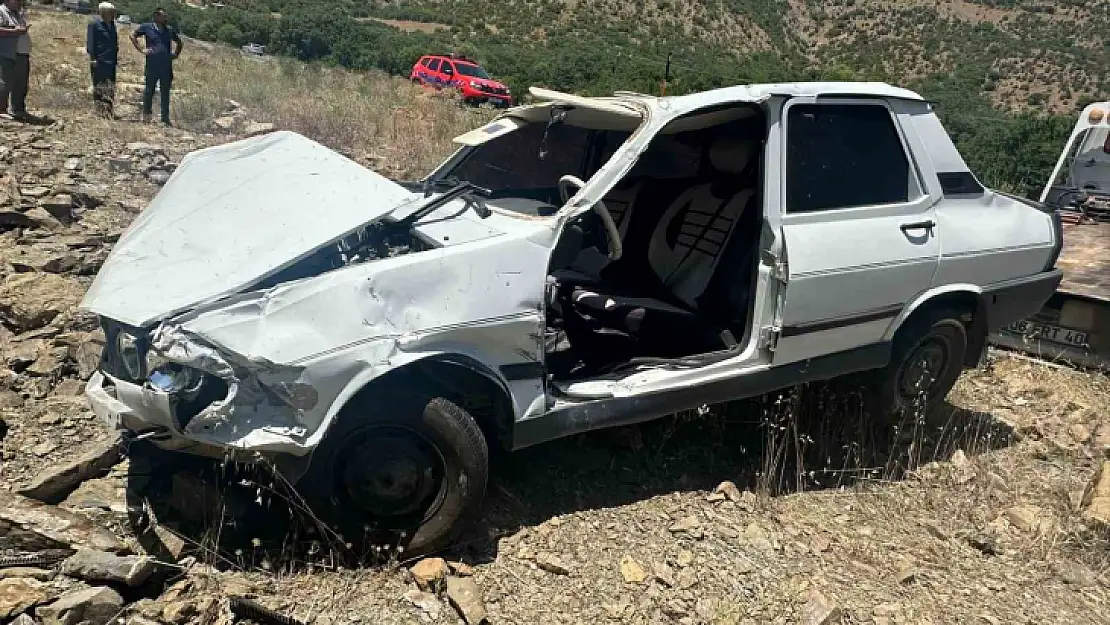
866,308,968,420
301,389,488,559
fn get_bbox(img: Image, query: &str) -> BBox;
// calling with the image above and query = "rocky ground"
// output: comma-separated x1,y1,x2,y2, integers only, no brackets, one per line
1,9,1110,625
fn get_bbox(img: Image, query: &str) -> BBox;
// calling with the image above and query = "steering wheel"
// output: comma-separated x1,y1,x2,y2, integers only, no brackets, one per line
558,175,622,261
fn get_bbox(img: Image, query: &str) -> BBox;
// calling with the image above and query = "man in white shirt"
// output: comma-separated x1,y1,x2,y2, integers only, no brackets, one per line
0,0,31,121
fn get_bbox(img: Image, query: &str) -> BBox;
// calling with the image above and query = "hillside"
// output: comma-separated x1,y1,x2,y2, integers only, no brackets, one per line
0,8,1108,625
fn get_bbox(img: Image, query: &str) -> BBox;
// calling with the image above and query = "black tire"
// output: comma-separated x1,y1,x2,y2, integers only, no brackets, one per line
300,389,488,558
866,308,968,420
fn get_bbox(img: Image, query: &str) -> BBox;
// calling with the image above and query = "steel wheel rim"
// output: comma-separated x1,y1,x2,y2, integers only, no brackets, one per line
898,336,949,400
334,425,448,528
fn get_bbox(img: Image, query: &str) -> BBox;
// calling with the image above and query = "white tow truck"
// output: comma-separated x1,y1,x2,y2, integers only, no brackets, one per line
992,102,1110,370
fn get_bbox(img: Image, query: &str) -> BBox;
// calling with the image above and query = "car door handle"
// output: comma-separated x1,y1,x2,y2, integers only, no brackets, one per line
900,220,936,232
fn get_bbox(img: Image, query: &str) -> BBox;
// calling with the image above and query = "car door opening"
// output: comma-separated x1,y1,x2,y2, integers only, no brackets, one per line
543,103,768,381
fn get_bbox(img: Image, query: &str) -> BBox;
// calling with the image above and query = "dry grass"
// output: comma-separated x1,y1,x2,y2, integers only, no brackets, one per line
25,8,495,179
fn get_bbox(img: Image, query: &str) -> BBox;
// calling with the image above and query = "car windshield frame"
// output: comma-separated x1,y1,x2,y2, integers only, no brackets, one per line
454,63,491,79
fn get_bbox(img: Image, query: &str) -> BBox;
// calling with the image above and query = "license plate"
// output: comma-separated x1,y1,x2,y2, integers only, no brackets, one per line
1005,319,1089,348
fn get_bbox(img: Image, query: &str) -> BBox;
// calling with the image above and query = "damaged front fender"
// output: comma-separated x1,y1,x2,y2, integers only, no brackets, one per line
138,224,552,456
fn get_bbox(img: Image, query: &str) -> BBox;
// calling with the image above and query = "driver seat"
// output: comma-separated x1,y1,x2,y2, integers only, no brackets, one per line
565,138,758,356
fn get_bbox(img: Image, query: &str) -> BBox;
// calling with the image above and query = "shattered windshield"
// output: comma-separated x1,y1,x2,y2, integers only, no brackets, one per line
441,121,632,214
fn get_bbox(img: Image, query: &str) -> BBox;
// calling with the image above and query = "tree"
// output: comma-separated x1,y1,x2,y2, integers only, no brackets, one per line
217,23,246,47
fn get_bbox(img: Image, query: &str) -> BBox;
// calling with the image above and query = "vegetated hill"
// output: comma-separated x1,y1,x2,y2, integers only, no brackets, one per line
363,0,1110,113
1,10,1109,625
110,0,1105,197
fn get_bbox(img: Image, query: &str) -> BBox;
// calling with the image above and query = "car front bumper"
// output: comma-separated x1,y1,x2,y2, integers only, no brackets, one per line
85,370,232,460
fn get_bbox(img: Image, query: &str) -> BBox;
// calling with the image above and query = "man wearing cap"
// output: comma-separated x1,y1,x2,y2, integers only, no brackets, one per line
87,2,118,119
0,0,32,121
131,7,181,125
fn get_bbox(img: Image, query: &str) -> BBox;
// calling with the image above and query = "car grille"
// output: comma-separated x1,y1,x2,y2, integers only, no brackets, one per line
480,85,508,96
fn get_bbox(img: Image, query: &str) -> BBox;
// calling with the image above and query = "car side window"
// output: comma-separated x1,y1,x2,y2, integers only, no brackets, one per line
786,103,916,213
420,58,431,67
442,62,455,76
428,58,440,72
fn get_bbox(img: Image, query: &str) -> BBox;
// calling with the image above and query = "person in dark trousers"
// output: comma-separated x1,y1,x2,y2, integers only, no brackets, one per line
131,7,181,126
87,2,118,119
0,0,31,121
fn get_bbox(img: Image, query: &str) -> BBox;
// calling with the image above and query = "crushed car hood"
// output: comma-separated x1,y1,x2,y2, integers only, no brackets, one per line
80,131,418,328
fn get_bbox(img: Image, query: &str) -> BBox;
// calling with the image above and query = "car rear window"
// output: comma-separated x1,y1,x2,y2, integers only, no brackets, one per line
786,103,914,213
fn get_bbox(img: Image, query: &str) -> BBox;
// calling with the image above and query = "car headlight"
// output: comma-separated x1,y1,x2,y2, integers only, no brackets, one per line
145,349,203,394
116,332,143,379
470,80,480,88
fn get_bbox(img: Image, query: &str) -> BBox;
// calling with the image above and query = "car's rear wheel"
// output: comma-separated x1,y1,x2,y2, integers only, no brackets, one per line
301,389,488,559
867,308,968,420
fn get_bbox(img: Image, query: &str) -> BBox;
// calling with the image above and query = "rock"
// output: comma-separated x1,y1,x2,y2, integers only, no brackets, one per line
125,142,165,157
38,586,124,625
8,248,79,274
27,347,66,377
19,434,123,504
1054,560,1097,586
0,390,24,408
20,186,50,199
244,121,275,137
0,567,54,582
107,158,132,174
213,116,237,131
61,549,155,586
64,158,82,171
0,273,84,332
619,555,647,584
653,561,676,587
146,169,171,185
445,576,487,625
1081,461,1110,528
951,449,969,466
22,207,69,231
676,567,698,590
669,515,702,535
676,549,694,568
409,557,448,590
0,173,18,206
448,561,475,577
0,491,126,552
743,522,775,551
712,481,742,502
602,600,632,620
161,600,198,624
10,613,34,625
53,379,85,396
150,524,188,561
0,578,49,620
1092,424,1110,457
31,441,58,456
1069,423,1092,444
74,337,104,380
1004,505,1048,533
661,599,687,619
536,553,571,575
403,589,441,619
799,588,842,625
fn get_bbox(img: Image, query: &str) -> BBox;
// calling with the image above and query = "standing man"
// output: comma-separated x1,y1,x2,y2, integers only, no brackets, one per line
0,0,31,122
87,2,118,119
131,7,181,126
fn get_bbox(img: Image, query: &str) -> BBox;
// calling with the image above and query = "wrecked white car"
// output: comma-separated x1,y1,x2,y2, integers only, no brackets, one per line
81,83,1062,555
